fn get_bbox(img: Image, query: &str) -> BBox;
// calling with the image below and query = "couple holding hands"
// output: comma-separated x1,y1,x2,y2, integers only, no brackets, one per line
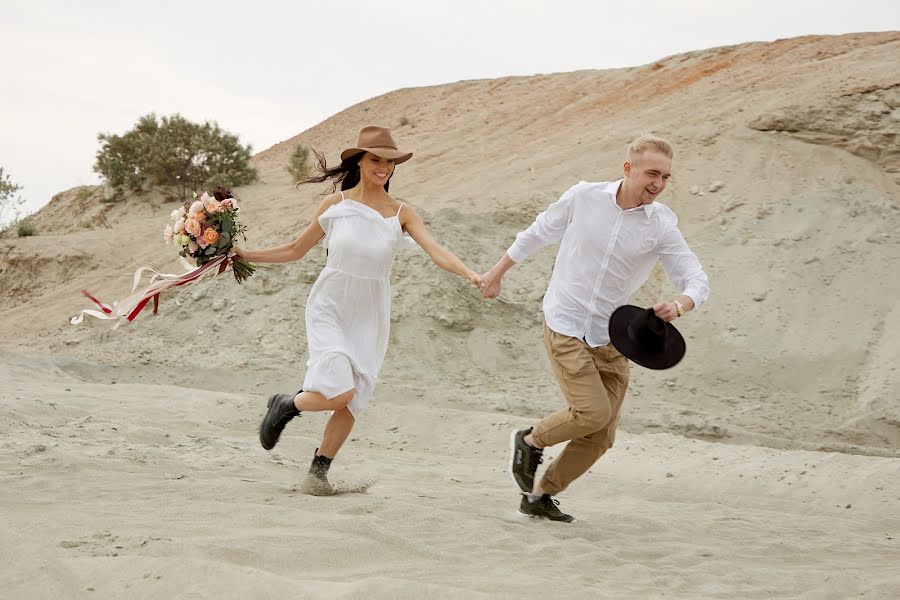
234,125,710,522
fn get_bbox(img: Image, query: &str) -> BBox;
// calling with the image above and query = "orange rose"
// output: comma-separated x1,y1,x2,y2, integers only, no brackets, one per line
202,228,220,245
194,210,206,221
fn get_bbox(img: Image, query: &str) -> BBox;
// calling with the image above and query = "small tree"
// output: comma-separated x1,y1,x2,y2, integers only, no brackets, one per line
94,113,258,201
0,167,25,230
287,143,311,182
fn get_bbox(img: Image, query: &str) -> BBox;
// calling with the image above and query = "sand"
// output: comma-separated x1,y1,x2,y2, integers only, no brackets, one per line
2,32,899,598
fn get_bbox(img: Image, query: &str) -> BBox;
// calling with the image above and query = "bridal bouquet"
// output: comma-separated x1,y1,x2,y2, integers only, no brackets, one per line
165,187,255,283
72,186,255,326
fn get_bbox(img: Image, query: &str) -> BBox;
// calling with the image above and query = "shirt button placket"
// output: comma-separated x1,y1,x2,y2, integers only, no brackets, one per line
585,211,624,342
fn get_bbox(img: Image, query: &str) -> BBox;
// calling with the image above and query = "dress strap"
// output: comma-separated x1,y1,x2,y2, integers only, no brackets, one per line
340,191,345,201
396,202,404,217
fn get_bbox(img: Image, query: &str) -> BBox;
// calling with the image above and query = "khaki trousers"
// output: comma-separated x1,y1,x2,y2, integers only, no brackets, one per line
532,322,630,496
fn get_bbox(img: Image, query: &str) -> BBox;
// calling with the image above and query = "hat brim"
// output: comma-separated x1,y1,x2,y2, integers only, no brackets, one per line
340,147,413,164
608,305,686,370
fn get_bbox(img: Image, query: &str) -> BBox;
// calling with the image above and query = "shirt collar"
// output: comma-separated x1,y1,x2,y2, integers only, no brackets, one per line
607,179,657,218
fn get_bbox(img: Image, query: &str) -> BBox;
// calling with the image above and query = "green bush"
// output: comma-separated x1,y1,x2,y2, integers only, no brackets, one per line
17,221,36,237
94,113,258,201
287,144,311,182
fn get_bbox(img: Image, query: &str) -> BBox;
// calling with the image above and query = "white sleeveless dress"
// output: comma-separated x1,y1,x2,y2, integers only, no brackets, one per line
302,192,413,418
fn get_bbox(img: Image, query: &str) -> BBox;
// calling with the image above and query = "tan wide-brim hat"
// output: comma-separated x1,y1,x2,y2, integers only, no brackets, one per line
340,125,413,164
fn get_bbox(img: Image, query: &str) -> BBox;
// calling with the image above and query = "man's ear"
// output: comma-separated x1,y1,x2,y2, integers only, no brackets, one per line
623,160,633,178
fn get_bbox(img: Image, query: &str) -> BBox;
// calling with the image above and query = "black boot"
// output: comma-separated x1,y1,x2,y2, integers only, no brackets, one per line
259,391,301,450
309,449,333,483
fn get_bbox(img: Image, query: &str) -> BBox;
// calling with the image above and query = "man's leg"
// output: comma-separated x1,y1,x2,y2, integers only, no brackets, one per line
510,323,612,495
530,325,613,448
538,344,630,496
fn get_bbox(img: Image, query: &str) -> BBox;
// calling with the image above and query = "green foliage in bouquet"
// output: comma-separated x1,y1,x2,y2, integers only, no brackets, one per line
95,113,258,202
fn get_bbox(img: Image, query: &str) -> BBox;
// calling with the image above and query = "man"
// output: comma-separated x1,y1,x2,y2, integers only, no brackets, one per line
481,135,710,522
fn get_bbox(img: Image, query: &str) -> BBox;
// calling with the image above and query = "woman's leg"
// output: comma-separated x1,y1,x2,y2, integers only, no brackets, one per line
293,389,354,412
317,407,356,458
260,389,354,451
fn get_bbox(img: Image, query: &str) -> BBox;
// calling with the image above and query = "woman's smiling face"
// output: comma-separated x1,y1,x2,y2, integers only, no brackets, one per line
359,152,395,186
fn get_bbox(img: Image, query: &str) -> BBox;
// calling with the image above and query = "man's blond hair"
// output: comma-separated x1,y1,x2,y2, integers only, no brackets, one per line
627,135,674,163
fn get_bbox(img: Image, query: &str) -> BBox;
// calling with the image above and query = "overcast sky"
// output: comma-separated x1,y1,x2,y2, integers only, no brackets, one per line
1,1,897,220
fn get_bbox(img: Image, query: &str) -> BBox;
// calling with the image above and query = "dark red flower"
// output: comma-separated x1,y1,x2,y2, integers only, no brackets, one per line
213,186,233,201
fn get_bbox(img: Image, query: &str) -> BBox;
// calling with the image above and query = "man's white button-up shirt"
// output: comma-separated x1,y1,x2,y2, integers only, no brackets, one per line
506,179,710,347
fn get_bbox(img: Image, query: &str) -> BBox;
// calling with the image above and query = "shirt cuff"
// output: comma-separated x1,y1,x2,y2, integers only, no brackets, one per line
506,243,529,264
681,288,705,310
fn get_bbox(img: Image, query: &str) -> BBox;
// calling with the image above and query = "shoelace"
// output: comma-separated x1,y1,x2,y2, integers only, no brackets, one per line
274,406,299,428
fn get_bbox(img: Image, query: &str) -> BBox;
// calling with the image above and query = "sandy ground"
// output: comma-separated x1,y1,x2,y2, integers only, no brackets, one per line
2,32,899,598
2,351,898,599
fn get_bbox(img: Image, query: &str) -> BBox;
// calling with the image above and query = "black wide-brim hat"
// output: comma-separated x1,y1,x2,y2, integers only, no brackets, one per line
609,305,686,370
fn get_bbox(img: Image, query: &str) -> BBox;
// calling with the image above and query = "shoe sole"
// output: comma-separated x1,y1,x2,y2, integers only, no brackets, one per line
508,427,532,493
259,395,277,451
516,509,576,524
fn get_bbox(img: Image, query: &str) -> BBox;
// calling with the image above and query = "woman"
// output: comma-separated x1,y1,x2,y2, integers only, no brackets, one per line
232,125,482,487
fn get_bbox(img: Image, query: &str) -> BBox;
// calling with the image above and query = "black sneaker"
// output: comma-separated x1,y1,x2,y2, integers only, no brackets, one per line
519,493,576,523
509,427,543,493
259,392,301,450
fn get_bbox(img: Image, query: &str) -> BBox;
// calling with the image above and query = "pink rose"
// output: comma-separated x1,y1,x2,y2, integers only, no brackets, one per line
174,217,185,233
185,218,201,237
221,199,233,209
188,240,199,254
189,200,204,215
196,224,208,248
206,199,222,214
163,224,174,244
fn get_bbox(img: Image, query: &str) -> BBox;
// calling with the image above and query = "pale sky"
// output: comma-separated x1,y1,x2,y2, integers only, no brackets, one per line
1,1,897,221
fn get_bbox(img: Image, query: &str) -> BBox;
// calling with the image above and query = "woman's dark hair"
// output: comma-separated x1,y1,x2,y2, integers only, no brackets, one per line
299,150,390,196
